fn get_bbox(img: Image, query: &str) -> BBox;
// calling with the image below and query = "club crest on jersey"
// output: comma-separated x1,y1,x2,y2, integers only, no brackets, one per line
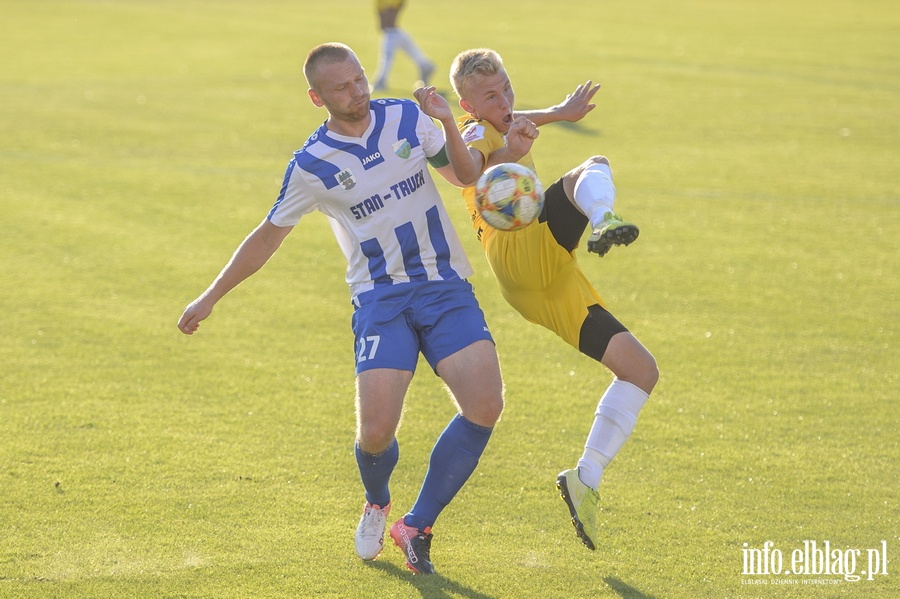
392,138,412,159
336,168,357,190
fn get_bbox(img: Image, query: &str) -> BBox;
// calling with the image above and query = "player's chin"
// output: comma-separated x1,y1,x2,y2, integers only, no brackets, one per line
347,104,370,121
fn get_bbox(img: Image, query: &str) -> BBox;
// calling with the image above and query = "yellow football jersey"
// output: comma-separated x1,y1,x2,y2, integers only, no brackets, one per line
457,116,537,243
457,115,606,349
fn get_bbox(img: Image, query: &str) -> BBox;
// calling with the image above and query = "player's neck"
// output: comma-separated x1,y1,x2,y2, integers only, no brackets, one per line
325,113,372,138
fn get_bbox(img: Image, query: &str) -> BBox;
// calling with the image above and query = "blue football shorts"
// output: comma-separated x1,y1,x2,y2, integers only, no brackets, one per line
351,280,494,374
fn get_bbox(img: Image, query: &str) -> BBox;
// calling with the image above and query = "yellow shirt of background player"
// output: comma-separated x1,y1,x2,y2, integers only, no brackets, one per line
457,116,536,244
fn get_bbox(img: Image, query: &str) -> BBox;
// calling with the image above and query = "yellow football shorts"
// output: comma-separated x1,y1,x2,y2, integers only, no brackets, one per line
483,219,606,350
376,0,405,11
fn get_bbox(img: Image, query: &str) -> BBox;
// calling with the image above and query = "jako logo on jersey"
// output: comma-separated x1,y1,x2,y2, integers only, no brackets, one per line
336,168,356,190
392,138,411,159
362,152,382,166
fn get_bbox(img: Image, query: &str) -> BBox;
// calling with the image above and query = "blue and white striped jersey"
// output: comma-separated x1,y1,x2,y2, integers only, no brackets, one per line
268,99,473,300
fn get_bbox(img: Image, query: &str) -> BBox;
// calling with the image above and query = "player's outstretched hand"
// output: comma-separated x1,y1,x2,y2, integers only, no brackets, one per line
555,80,601,122
414,86,452,122
177,297,213,335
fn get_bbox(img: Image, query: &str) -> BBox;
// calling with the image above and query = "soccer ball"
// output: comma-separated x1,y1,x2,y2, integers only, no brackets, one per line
474,162,545,231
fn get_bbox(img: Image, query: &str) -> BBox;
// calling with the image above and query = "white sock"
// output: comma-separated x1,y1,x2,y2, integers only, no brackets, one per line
577,379,649,489
374,29,401,87
394,28,430,70
573,162,616,228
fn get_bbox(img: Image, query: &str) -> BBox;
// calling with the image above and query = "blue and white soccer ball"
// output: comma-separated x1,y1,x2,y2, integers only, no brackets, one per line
474,162,545,231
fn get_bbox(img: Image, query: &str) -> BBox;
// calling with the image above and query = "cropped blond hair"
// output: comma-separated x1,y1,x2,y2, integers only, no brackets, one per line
450,48,505,99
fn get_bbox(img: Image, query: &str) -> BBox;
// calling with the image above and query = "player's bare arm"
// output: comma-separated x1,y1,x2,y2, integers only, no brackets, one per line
177,219,293,335
515,80,601,126
415,85,480,186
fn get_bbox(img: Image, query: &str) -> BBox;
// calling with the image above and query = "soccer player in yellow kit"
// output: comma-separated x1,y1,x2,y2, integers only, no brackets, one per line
370,0,434,92
446,48,659,551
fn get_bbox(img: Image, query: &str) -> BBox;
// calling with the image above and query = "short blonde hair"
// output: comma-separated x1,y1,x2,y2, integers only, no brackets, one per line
303,42,355,89
450,48,504,99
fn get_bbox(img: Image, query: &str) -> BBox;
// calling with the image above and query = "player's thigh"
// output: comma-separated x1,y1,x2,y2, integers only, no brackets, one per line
578,303,628,362
417,281,494,371
435,339,504,427
356,368,413,452
352,295,420,374
600,331,658,394
540,178,589,252
412,280,502,425
377,0,403,27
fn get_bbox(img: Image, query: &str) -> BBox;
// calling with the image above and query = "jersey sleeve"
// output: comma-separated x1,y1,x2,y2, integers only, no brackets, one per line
417,104,449,159
267,158,318,227
458,118,501,162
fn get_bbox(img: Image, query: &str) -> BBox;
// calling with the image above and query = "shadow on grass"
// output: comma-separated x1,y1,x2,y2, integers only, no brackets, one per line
550,120,600,136
367,560,498,599
604,576,659,599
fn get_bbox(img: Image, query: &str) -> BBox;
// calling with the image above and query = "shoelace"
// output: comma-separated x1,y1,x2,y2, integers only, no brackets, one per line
359,508,385,538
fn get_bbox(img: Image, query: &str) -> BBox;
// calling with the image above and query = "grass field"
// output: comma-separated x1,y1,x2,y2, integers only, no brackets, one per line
1,1,897,597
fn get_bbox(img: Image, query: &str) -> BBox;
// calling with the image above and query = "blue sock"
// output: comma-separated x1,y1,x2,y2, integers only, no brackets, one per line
404,415,493,531
355,438,398,508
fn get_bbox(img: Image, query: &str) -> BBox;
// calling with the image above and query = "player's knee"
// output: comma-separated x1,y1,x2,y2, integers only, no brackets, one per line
573,156,609,175
564,155,611,189
357,422,397,454
622,352,658,396
484,391,505,423
481,390,505,425
461,388,504,427
586,155,609,168
637,355,660,395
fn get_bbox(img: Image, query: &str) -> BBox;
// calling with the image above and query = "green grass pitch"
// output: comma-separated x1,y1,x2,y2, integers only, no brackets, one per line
1,1,897,597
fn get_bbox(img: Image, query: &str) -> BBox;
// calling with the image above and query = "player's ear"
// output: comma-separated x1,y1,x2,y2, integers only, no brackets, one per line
459,98,475,115
308,88,325,108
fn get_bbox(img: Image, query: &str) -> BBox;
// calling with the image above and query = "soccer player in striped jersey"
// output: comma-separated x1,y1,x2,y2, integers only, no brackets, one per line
177,43,503,575
445,48,659,551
